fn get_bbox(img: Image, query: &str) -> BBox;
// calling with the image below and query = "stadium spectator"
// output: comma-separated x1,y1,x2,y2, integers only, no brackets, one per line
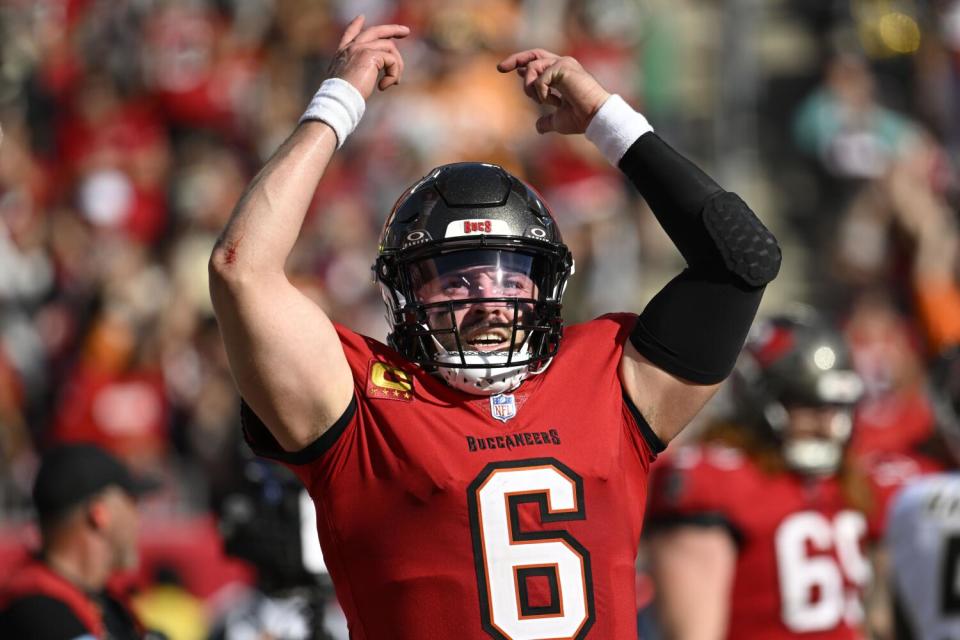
0,443,161,639
844,292,943,468
886,132,960,354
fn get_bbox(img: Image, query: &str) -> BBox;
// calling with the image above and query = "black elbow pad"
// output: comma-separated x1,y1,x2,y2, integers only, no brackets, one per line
702,192,781,287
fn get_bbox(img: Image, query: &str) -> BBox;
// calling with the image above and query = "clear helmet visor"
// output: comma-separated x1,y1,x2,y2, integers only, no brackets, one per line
410,250,541,303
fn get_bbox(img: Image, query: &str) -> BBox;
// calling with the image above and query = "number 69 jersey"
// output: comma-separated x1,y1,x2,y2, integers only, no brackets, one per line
242,313,664,640
647,445,876,639
886,473,960,640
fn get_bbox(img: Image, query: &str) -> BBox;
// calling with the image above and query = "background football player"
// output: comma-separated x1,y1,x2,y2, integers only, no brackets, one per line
209,15,779,639
646,311,891,639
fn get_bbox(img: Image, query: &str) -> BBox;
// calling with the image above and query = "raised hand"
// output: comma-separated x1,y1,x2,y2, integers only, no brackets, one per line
497,49,610,135
328,15,409,99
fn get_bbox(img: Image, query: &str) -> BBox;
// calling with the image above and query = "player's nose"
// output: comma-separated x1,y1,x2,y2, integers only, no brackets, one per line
466,298,511,319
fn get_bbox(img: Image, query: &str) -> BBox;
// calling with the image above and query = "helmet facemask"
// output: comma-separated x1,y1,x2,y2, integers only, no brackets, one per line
766,402,856,476
380,246,570,395
734,313,864,475
373,162,574,396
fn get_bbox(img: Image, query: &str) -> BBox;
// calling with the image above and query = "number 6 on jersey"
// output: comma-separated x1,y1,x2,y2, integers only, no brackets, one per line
467,459,596,640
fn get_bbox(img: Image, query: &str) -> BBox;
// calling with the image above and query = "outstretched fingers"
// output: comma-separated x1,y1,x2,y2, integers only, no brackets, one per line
504,51,607,135
338,15,366,49
332,20,410,93
352,23,411,45
348,40,405,83
497,48,559,73
354,24,409,89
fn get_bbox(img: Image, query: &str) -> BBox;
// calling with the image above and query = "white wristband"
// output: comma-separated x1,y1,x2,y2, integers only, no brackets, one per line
585,94,654,165
299,78,366,149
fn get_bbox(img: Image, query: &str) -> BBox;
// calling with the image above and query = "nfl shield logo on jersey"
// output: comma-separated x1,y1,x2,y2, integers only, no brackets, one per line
489,394,517,423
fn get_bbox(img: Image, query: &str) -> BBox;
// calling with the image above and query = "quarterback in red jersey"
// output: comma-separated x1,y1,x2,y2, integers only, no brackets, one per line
646,312,896,639
209,15,780,640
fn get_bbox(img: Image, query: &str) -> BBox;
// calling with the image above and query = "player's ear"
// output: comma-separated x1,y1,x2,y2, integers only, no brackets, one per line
87,497,112,531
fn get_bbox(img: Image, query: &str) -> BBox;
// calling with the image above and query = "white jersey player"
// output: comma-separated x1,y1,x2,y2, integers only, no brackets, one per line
886,473,960,640
886,348,960,640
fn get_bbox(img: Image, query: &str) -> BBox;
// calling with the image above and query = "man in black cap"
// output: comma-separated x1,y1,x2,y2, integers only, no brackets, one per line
0,442,161,639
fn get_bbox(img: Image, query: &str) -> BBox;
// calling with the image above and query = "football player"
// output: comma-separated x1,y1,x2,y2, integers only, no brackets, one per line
209,16,780,639
885,347,960,640
646,312,881,639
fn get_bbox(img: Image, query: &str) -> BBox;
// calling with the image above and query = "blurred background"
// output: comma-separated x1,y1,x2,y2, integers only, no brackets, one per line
0,0,957,638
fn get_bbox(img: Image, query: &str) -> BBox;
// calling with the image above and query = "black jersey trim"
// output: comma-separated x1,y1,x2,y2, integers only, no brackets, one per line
622,391,666,456
241,395,357,465
0,595,90,640
645,512,743,546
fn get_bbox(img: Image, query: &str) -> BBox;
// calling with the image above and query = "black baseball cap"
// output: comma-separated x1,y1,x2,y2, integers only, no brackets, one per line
32,443,160,518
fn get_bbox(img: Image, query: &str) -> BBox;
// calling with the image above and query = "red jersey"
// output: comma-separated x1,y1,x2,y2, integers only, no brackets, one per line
647,445,876,640
858,449,947,529
244,313,663,640
0,558,147,639
849,389,935,460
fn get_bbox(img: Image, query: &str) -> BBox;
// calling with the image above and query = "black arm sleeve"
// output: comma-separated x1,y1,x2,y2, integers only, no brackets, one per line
621,133,781,384
621,133,725,268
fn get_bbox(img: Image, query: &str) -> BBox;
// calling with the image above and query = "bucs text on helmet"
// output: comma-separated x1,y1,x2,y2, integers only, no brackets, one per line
733,310,864,475
373,162,574,395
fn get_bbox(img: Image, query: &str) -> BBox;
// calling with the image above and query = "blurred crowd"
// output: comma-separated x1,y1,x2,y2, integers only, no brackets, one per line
0,0,958,638
0,0,654,518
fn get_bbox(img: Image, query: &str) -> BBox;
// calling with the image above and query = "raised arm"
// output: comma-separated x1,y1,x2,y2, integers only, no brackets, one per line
647,526,737,640
209,16,408,451
498,50,781,444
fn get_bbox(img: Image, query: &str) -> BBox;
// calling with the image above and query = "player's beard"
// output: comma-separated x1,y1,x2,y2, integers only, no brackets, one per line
425,301,547,395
